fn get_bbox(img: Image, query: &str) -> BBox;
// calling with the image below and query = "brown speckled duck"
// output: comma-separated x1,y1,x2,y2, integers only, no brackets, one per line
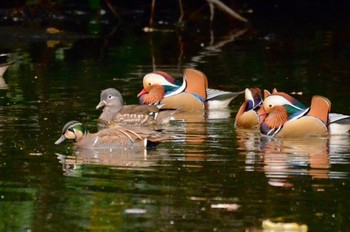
96,88,176,127
55,121,167,149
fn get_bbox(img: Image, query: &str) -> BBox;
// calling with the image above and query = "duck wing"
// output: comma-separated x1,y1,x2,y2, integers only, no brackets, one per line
329,113,350,124
206,88,243,101
183,69,208,101
307,96,331,125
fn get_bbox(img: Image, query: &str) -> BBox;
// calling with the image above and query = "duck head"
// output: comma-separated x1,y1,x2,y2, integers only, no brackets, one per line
55,121,88,144
96,88,124,110
260,92,309,136
137,71,179,104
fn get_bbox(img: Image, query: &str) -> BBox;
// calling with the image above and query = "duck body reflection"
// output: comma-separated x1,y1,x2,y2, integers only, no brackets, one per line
56,148,155,177
236,128,350,187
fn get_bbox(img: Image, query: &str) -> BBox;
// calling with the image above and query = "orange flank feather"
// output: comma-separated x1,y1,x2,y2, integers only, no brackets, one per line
235,100,248,122
308,96,331,125
183,69,208,101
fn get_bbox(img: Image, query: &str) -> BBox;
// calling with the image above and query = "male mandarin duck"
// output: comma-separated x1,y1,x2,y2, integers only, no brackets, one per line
55,121,166,149
96,88,176,127
234,87,264,128
260,90,350,137
137,68,243,111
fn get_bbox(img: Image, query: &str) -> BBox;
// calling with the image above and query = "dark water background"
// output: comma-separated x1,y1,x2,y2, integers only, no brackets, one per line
0,1,350,231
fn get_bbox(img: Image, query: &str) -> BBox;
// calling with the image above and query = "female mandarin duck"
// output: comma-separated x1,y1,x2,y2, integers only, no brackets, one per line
137,68,243,112
55,121,166,149
234,87,264,128
260,90,350,137
96,88,176,127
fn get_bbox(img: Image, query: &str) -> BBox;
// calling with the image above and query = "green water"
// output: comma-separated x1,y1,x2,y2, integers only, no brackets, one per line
0,21,349,232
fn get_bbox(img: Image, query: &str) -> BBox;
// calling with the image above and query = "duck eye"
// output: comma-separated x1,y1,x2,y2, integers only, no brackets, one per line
269,104,272,108
148,82,151,86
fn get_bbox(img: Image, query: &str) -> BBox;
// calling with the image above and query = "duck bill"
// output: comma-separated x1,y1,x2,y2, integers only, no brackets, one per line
96,100,106,109
257,107,267,123
55,135,66,144
137,88,148,97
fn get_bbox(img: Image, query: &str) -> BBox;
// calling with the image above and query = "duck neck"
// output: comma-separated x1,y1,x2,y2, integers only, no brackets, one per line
100,105,123,122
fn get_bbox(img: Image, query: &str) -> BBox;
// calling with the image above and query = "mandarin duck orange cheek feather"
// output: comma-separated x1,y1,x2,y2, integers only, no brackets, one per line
260,105,289,136
137,84,165,105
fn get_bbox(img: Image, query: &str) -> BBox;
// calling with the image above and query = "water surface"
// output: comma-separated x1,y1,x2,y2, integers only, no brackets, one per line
0,8,350,231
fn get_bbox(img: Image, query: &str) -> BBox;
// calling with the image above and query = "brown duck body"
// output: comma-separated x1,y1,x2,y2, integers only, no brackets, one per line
97,88,175,127
55,121,167,149
235,105,260,128
275,116,328,138
73,127,163,149
99,104,161,126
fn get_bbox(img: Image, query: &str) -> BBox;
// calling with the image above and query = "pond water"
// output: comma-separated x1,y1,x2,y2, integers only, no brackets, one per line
0,5,350,231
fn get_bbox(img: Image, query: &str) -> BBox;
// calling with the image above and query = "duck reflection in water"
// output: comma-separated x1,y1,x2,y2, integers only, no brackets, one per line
56,148,158,177
236,129,350,187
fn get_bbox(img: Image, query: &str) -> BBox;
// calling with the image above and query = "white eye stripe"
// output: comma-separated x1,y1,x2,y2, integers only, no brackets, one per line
70,122,82,128
265,96,290,106
107,95,117,99
264,95,304,110
144,73,177,87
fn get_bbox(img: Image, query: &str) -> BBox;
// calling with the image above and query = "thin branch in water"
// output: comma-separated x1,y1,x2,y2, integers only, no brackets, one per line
149,0,156,28
178,0,184,23
207,0,248,23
